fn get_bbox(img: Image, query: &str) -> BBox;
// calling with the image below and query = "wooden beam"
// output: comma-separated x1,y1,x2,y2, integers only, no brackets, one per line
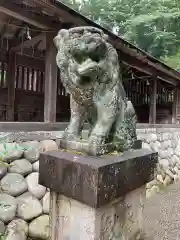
16,48,45,60
0,0,59,30
6,52,16,121
16,54,44,71
123,76,151,81
0,37,45,60
0,20,11,37
113,40,180,84
33,0,85,25
121,53,179,86
0,19,12,56
11,33,45,52
149,77,157,124
44,33,57,122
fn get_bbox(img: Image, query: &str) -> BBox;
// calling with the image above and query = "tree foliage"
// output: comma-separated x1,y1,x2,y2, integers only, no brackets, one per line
59,0,180,70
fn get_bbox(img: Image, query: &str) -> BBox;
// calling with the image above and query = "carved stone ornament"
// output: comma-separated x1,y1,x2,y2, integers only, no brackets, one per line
54,26,138,155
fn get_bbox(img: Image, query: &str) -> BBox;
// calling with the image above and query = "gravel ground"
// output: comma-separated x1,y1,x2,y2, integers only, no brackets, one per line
144,183,180,240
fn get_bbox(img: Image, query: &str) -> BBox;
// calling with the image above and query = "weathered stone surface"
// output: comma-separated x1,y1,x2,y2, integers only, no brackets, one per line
0,163,7,179
42,191,50,214
6,232,25,240
29,215,50,239
17,192,43,221
157,174,164,183
169,166,176,175
165,150,171,158
147,134,157,143
146,186,160,198
39,148,157,208
8,159,32,176
174,173,180,184
52,187,145,240
150,142,160,153
39,140,58,152
176,162,180,169
146,179,158,189
21,141,40,163
174,146,180,157
0,143,23,163
173,166,179,174
1,173,27,197
32,160,39,172
55,27,137,155
0,220,5,234
161,133,170,141
165,169,174,179
161,141,170,150
142,142,151,150
6,219,28,240
168,148,174,157
163,175,172,186
159,159,169,168
20,141,40,150
0,194,17,223
3,150,24,163
0,144,5,152
172,155,179,165
157,166,166,178
159,150,168,159
24,149,40,163
26,172,46,199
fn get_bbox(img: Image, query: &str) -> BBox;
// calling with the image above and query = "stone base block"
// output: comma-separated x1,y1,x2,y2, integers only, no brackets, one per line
39,148,157,239
50,186,145,240
39,148,157,208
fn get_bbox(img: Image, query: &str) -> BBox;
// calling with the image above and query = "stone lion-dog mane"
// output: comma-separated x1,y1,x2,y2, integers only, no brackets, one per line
54,26,137,155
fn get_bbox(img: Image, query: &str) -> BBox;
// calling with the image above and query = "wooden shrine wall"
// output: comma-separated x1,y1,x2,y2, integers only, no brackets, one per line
0,59,70,122
124,78,174,123
0,57,174,123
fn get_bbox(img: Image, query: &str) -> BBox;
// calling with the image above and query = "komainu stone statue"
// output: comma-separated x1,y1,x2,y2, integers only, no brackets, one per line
54,26,137,155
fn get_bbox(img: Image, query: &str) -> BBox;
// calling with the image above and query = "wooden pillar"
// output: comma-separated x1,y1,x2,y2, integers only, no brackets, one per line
172,87,180,124
7,52,16,121
44,33,57,122
149,77,157,124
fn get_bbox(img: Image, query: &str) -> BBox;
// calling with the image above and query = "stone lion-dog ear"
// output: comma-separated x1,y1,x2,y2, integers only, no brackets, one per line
53,29,69,48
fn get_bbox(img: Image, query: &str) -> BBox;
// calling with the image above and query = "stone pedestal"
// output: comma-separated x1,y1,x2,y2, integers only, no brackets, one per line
39,148,157,240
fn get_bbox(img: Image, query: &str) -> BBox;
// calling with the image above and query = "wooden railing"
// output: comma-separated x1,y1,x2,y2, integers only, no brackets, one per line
15,66,44,93
124,78,173,106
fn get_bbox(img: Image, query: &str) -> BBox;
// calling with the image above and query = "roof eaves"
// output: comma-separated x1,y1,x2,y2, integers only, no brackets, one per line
54,0,180,81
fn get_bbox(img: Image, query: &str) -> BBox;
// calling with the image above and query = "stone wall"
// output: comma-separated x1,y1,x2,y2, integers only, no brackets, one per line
137,126,180,198
0,125,180,238
0,139,58,240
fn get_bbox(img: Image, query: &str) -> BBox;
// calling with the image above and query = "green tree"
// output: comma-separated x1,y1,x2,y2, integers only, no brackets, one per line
122,0,180,58
58,0,180,69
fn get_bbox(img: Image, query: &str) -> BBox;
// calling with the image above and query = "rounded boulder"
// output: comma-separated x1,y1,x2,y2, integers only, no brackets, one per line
26,172,46,199
17,192,43,221
29,215,50,239
8,159,33,176
0,194,17,223
0,173,27,197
